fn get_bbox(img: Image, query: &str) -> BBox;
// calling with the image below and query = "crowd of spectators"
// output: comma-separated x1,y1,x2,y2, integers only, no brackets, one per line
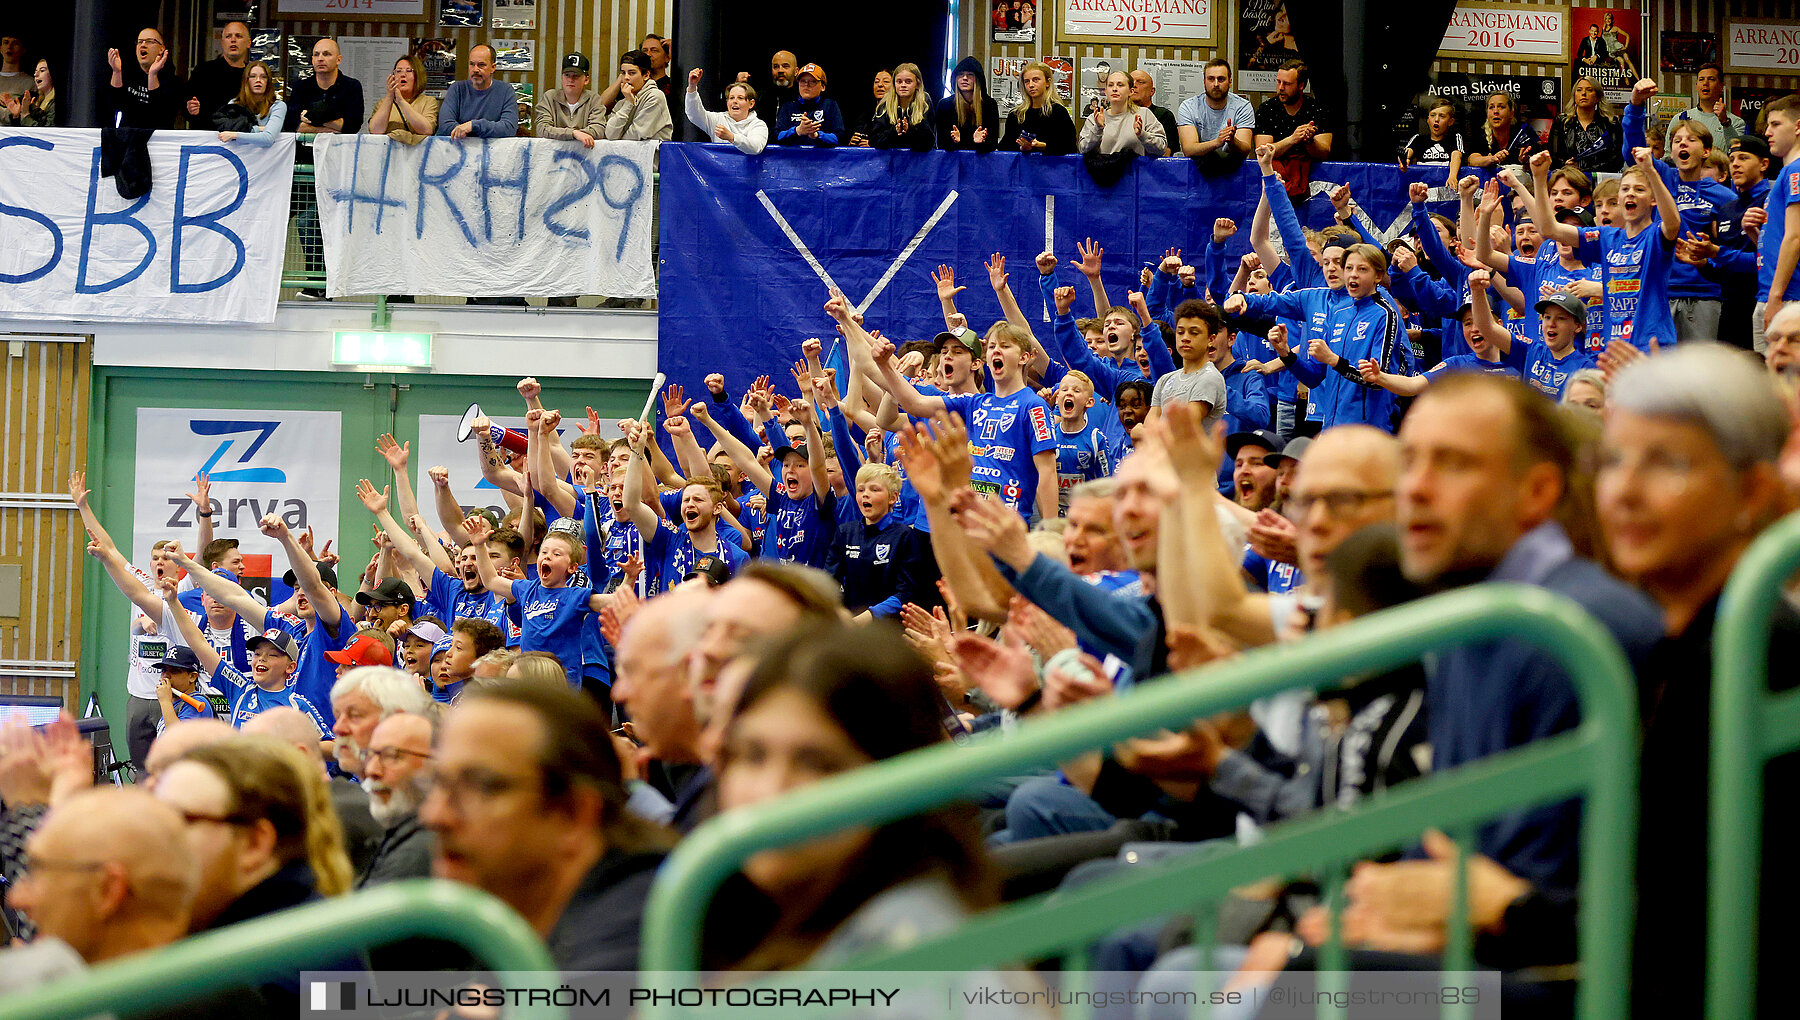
0,18,1798,1020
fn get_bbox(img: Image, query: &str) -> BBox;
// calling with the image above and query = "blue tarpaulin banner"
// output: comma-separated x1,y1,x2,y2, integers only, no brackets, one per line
656,144,1468,393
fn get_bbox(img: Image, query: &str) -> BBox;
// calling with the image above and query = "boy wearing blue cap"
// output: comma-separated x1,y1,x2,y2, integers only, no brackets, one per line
164,576,328,733
151,645,219,734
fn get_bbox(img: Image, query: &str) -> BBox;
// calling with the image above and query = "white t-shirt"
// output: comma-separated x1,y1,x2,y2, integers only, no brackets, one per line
127,604,195,699
1151,364,1228,433
0,71,29,98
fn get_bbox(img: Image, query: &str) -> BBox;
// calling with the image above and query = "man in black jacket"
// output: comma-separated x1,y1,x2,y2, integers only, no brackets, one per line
106,27,184,129
185,21,250,126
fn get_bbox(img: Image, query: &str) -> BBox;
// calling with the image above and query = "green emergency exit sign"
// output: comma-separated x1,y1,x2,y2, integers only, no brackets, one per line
333,331,433,371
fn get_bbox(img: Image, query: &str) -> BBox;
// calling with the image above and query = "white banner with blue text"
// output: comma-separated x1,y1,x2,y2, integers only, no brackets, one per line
312,135,658,299
0,128,296,324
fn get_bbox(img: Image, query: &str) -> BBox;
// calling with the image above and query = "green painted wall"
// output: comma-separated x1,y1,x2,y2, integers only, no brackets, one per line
81,367,645,740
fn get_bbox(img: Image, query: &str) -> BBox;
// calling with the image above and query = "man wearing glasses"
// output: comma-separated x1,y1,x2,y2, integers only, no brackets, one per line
358,712,436,888
421,684,673,970
1,788,197,993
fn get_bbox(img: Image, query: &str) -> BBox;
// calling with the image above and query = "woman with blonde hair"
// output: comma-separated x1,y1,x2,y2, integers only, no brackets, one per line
1078,69,1166,158
935,55,998,152
506,650,574,690
1550,76,1622,176
1467,90,1533,168
867,62,934,151
1000,60,1075,154
214,60,285,144
369,53,439,144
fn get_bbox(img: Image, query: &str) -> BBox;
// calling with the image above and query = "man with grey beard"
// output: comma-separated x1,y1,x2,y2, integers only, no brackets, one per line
357,711,436,888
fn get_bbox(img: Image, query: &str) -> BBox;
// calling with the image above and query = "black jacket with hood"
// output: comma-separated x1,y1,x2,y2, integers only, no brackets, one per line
935,56,999,153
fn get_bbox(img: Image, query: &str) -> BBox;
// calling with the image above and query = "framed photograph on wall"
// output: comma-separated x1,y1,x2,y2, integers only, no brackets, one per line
273,0,431,23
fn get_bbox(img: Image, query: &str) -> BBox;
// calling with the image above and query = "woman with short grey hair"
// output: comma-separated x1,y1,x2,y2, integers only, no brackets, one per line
1598,341,1798,1019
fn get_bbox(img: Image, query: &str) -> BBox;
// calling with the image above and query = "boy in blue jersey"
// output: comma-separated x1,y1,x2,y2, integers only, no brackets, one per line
465,512,613,690
1623,78,1737,343
1050,371,1112,515
1531,145,1681,352
870,316,1060,522
690,389,838,568
1226,243,1413,432
621,423,749,592
1756,95,1800,351
1361,275,1524,394
430,618,504,704
1476,181,1607,352
1523,294,1597,398
165,577,327,733
596,475,649,593
160,520,347,730
354,479,516,635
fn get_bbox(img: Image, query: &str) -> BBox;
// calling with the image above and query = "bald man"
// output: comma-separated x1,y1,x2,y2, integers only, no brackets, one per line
1181,424,1402,649
611,586,713,831
244,707,380,875
743,49,798,129
188,20,251,122
140,717,236,790
2,788,197,993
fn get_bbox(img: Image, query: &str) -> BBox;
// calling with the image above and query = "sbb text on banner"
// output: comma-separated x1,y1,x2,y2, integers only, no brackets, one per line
0,128,296,325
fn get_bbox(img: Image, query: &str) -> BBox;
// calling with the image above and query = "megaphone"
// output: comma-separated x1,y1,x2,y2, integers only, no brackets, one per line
455,402,530,454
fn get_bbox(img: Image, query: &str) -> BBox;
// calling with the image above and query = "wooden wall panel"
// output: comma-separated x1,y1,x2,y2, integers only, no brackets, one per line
0,336,90,707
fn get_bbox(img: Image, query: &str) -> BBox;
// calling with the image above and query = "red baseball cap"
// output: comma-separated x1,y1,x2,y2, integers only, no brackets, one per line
325,633,393,668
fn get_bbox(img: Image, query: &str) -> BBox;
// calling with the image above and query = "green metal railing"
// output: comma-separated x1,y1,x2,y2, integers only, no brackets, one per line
1707,510,1800,1019
0,879,563,1020
643,583,1640,1020
283,165,327,291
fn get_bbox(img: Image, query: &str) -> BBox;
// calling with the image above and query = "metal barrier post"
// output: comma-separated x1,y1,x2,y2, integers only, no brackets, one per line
0,879,562,1020
642,584,1639,1020
1707,510,1800,1019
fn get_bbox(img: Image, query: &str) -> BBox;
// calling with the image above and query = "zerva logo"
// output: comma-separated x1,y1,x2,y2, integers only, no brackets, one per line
191,420,289,483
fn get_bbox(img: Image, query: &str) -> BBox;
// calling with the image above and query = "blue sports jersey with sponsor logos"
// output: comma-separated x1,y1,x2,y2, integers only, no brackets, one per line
508,578,595,688
1520,247,1607,353
1053,419,1112,516
762,488,838,568
289,613,351,731
1575,222,1677,351
644,518,750,593
424,568,511,632
1522,343,1595,400
216,662,330,732
941,389,1057,517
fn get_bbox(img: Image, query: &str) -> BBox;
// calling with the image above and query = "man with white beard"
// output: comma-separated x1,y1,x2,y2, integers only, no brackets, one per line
357,712,436,888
